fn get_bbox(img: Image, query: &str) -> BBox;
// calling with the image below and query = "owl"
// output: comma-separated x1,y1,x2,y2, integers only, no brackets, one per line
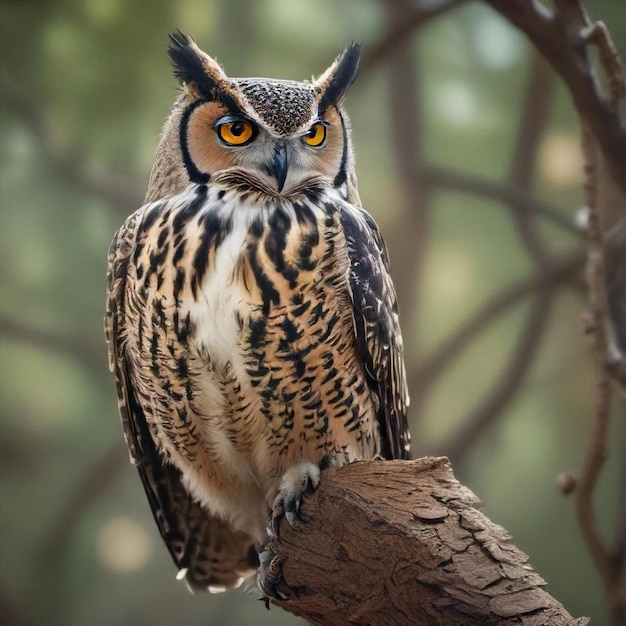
105,32,410,594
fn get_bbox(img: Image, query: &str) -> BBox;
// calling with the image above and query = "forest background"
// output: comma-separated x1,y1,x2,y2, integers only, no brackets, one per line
1,0,624,624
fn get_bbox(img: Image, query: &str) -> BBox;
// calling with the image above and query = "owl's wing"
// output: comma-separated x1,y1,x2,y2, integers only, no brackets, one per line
105,211,256,592
340,206,411,460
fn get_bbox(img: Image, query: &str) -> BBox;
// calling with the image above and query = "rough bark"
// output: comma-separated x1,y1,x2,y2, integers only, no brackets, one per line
260,457,589,625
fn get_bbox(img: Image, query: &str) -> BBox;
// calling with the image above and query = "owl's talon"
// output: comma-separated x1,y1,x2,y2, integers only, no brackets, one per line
258,551,289,600
270,460,320,536
284,492,303,528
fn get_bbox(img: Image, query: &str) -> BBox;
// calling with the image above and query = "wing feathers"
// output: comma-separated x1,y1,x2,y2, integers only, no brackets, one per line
340,205,411,460
105,207,255,591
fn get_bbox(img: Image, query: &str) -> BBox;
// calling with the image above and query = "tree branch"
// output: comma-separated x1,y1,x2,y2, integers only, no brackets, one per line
444,289,553,463
576,113,625,623
484,2,626,621
423,164,580,236
0,76,143,211
411,249,584,396
613,435,626,620
260,458,590,625
484,0,626,194
0,315,105,380
411,216,626,447
440,48,558,461
507,52,555,260
361,0,470,74
575,118,618,619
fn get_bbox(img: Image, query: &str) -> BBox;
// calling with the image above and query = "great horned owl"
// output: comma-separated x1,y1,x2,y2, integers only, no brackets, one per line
105,33,410,594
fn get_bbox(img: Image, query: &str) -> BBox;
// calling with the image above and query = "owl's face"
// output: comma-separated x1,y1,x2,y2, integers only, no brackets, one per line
152,34,360,200
183,83,346,194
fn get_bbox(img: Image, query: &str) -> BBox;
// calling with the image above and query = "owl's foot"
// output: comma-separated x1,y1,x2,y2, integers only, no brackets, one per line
268,459,323,538
257,550,288,602
257,548,313,603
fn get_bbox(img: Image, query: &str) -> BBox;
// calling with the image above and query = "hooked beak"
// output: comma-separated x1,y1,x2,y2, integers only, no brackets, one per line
271,140,288,192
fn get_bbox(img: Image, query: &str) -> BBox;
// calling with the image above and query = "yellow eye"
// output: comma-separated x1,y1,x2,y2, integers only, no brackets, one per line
303,123,326,147
216,119,255,146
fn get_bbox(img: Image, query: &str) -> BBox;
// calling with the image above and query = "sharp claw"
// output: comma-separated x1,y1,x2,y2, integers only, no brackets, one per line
258,552,289,600
258,547,274,569
269,460,322,536
273,483,310,532
284,511,299,528
284,493,302,527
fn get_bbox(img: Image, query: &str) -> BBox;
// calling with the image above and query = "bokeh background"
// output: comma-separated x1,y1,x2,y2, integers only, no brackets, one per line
1,1,624,624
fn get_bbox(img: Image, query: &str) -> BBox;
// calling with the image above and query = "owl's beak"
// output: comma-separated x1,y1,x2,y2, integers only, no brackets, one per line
272,140,288,192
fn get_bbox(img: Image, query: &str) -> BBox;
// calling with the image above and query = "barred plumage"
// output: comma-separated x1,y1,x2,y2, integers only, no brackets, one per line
105,33,410,594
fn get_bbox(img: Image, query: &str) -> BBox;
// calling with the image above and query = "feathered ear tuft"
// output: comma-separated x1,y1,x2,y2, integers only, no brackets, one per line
167,31,229,98
316,42,361,111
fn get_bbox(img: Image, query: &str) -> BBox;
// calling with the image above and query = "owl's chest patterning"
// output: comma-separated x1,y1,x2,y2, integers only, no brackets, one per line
114,182,379,535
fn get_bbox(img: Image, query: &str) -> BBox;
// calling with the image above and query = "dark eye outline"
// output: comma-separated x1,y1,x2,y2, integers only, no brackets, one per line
214,115,258,146
303,122,327,147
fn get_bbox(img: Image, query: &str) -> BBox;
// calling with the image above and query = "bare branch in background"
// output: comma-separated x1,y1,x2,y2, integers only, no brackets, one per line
485,1,626,622
577,117,620,620
366,0,585,466
443,44,558,461
412,249,584,399
415,39,563,460
362,0,470,73
485,0,626,193
385,0,430,359
0,315,105,380
0,76,143,212
39,441,128,564
444,289,553,463
507,53,555,260
614,446,626,619
424,164,581,236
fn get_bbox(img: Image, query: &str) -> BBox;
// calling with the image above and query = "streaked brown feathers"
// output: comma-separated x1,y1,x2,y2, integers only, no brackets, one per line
105,36,409,593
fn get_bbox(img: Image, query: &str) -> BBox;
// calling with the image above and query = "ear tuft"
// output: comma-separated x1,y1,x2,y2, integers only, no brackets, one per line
317,42,361,111
167,31,229,98
168,31,205,85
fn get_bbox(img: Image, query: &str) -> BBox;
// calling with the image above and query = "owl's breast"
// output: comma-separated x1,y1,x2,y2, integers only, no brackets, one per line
187,185,375,463
120,182,379,531
229,193,378,470
180,184,348,365
128,183,376,479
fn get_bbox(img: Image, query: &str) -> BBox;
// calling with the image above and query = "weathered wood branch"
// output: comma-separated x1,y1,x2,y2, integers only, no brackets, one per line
260,458,589,625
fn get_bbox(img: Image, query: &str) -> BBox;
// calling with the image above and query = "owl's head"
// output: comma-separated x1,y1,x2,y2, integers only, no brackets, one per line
146,33,361,203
